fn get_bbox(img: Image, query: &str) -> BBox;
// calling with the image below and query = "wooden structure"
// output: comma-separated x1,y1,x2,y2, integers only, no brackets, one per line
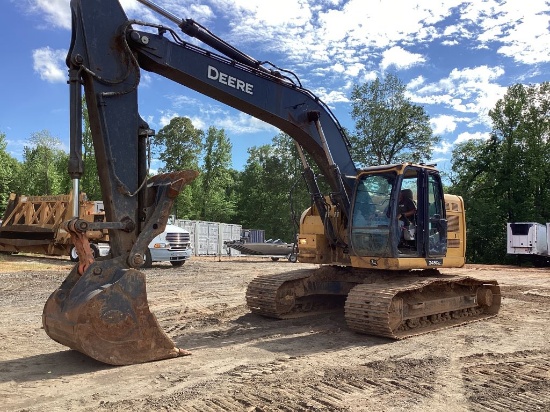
0,192,107,257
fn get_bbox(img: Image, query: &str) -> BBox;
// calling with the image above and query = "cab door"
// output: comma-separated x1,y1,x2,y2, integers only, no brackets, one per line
423,171,448,257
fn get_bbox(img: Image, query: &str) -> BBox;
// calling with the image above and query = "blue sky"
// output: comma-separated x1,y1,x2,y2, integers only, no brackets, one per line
1,0,549,175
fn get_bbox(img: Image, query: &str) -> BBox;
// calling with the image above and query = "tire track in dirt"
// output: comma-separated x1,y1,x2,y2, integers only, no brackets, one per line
500,285,550,304
144,265,262,341
95,356,448,411
461,350,550,412
2,259,549,411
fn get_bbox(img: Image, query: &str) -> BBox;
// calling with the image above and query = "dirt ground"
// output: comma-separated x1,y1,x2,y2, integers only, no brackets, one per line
0,253,549,412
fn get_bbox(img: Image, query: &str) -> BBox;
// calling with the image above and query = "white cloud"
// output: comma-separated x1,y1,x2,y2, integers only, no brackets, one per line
24,0,208,31
140,72,153,87
187,115,207,131
315,0,458,48
407,76,425,89
166,94,201,109
158,110,180,128
201,0,462,82
441,39,459,46
361,71,380,83
133,0,214,27
32,47,67,83
27,0,550,69
158,97,276,135
18,0,549,171
432,140,454,154
461,0,550,64
220,0,311,27
212,112,276,135
431,115,461,135
454,131,490,144
143,115,155,126
343,62,367,77
381,46,426,71
29,0,71,29
27,0,549,93
314,88,349,105
409,65,507,126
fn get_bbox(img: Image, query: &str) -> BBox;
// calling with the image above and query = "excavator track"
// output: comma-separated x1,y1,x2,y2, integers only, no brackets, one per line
345,276,501,339
246,268,355,319
246,268,500,339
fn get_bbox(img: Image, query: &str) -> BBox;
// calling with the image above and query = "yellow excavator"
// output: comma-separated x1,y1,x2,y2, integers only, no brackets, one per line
42,0,500,365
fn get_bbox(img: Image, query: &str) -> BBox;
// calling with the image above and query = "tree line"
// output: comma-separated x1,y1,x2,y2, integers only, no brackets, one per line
1,76,548,263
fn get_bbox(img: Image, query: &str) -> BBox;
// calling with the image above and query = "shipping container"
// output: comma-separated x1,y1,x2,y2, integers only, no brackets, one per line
221,224,243,256
174,219,242,256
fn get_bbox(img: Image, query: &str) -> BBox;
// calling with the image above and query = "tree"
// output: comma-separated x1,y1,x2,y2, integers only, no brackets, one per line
0,132,21,216
449,82,550,263
18,131,70,196
151,117,204,219
80,98,102,200
350,73,439,166
489,83,550,223
152,117,203,172
450,139,505,262
234,133,313,242
199,126,236,222
235,145,281,238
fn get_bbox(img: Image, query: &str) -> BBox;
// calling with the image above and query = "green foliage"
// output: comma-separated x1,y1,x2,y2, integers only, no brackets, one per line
0,132,21,216
350,73,440,166
199,126,236,222
80,99,102,200
18,130,70,196
151,117,204,219
449,82,550,263
234,133,312,242
152,117,203,171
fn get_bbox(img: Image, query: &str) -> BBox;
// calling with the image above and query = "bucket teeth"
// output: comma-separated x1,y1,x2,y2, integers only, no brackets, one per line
43,260,186,365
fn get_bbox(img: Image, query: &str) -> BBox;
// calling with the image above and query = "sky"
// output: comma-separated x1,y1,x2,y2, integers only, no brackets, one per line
1,0,549,175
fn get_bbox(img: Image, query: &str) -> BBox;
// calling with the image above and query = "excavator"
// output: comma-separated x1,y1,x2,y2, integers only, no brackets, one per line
42,0,501,365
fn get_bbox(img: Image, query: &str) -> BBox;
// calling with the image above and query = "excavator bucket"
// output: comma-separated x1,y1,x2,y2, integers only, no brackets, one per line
43,258,188,365
43,171,197,365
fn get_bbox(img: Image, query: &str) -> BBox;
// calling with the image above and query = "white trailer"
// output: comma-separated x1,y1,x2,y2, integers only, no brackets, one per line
507,222,550,266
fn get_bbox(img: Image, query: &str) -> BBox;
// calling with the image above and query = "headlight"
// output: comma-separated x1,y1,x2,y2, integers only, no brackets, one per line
153,243,168,248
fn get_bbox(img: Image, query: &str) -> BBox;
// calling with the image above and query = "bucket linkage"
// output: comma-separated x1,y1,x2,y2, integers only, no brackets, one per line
43,171,197,365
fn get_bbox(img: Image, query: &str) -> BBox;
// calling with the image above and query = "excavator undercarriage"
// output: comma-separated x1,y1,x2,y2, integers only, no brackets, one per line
246,267,501,339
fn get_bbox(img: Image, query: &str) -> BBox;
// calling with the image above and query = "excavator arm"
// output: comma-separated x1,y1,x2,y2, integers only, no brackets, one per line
43,0,357,365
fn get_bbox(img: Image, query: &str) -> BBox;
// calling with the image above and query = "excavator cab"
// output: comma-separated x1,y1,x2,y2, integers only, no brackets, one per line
349,164,453,269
